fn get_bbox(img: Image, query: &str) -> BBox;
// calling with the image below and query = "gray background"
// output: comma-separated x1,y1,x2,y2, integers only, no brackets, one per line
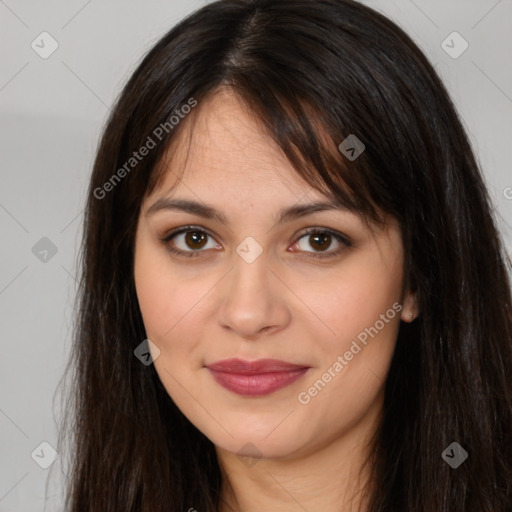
1,0,511,510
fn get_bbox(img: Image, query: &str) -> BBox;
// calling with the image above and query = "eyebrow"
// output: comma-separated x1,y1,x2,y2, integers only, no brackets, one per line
145,197,353,226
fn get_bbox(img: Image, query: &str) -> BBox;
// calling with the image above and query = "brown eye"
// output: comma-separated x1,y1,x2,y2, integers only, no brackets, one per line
308,233,332,252
162,226,221,258
291,228,351,258
184,231,208,249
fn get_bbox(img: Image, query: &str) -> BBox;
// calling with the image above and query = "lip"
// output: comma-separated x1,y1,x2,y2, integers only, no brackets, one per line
206,358,311,396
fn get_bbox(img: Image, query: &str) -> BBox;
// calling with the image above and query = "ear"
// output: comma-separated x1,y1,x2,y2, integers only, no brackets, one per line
400,288,418,323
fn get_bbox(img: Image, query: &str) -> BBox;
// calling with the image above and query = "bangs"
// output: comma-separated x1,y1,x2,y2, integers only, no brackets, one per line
147,81,387,230
232,79,386,225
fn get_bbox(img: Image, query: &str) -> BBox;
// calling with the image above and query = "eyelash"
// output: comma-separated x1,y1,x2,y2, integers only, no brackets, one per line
160,225,352,260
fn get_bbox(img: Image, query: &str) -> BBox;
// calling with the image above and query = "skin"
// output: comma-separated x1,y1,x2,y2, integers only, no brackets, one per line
134,88,417,512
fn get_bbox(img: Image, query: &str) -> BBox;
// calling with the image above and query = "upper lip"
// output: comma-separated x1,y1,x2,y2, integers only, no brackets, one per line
206,358,309,374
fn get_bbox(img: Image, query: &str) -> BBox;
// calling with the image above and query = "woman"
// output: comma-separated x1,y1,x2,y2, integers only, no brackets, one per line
57,0,512,510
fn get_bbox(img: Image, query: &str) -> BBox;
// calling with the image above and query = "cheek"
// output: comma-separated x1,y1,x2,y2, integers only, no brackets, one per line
293,284,401,443
294,248,403,418
134,240,184,339
134,260,172,339
305,251,403,351
133,251,215,429
134,242,216,363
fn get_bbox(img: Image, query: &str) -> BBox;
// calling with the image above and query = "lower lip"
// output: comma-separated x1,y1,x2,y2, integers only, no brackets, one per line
207,368,310,396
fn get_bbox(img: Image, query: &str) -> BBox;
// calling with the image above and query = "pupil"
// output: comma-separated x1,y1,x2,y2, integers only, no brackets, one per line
186,231,207,249
311,233,331,251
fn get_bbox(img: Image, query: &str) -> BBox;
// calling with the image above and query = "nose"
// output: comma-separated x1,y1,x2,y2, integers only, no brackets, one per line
217,253,291,340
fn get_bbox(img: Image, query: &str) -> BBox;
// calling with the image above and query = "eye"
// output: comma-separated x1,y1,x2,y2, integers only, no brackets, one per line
161,226,351,259
161,226,221,258
289,228,351,258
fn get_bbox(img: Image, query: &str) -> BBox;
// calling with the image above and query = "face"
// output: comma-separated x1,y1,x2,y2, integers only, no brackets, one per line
134,89,415,461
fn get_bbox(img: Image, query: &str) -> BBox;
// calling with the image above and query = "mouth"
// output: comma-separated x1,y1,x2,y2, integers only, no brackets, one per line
205,358,311,396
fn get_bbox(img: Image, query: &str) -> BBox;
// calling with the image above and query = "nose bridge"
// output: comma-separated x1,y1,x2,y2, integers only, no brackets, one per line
230,234,271,295
231,247,270,295
218,246,290,337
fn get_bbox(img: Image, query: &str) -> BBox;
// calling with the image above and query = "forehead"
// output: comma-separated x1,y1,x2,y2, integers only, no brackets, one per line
146,89,329,204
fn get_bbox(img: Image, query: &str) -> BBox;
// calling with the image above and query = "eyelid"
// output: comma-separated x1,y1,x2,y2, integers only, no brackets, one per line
290,227,351,259
162,224,216,243
161,225,221,258
160,225,352,258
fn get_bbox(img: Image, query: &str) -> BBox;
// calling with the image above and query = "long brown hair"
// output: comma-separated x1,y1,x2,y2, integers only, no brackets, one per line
55,0,512,510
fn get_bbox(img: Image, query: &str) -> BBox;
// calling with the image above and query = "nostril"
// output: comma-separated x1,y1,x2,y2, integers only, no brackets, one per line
259,325,277,335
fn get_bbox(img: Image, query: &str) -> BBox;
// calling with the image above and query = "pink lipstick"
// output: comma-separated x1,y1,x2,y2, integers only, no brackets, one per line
206,358,310,396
